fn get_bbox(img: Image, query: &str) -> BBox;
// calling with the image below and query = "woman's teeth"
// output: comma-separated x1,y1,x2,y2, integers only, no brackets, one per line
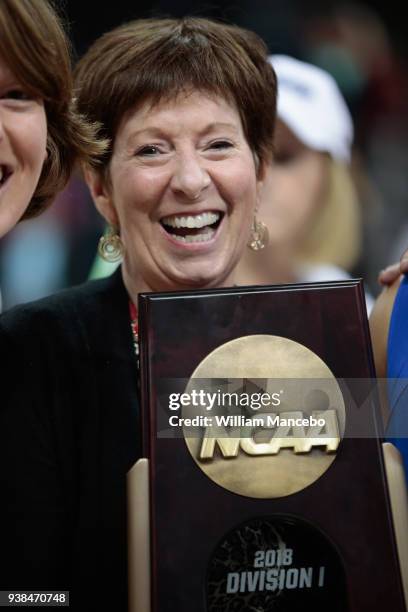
171,229,215,243
162,211,220,229
161,211,220,244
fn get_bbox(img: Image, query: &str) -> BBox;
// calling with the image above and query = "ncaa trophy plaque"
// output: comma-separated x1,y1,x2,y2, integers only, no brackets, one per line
128,280,407,612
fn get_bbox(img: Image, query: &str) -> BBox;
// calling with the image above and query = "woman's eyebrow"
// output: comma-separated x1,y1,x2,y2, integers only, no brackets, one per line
126,122,240,142
201,122,240,133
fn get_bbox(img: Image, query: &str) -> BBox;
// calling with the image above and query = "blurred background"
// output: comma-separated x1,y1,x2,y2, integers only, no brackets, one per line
1,0,407,309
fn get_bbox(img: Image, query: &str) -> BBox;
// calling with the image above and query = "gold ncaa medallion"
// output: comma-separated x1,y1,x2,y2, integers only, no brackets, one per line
183,335,345,498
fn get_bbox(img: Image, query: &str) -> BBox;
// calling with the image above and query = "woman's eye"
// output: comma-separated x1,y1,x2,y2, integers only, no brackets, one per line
209,140,233,150
136,145,162,156
3,89,32,101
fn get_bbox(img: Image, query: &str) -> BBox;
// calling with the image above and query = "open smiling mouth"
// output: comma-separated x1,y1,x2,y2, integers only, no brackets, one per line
160,211,223,243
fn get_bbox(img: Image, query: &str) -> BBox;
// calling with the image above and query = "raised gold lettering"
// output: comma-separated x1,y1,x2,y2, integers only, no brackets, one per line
199,410,340,459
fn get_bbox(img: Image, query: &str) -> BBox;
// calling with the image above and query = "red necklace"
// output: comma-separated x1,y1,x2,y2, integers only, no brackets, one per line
129,301,139,357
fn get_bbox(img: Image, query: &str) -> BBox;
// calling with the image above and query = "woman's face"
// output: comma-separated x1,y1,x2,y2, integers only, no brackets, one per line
261,120,329,250
90,90,262,292
0,55,47,237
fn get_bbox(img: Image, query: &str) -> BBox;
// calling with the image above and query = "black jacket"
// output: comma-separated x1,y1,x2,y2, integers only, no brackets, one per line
0,270,140,611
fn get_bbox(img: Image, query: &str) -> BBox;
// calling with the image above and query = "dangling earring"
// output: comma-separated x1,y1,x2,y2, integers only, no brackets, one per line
247,216,269,251
98,226,124,262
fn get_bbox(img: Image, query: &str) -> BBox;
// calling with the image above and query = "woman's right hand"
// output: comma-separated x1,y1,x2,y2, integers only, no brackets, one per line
378,248,408,286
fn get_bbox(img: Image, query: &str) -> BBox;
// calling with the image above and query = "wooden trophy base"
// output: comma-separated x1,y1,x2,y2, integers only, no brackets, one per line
128,444,408,612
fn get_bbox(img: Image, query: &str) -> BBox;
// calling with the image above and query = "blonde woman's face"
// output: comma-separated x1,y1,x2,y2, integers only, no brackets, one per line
0,55,47,238
261,120,329,249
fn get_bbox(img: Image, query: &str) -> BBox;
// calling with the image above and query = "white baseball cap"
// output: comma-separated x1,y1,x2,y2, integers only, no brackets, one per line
270,54,354,163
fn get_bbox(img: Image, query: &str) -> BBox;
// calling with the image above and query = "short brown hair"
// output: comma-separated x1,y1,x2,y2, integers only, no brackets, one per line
0,0,107,219
74,17,277,170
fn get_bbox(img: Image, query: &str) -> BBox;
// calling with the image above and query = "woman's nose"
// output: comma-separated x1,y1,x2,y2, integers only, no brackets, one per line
170,152,211,200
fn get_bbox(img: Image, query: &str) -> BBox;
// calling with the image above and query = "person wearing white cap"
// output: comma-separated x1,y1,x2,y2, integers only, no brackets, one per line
236,54,373,312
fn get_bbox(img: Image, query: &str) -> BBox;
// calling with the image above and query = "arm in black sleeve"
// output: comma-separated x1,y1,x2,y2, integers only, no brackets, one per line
0,315,72,592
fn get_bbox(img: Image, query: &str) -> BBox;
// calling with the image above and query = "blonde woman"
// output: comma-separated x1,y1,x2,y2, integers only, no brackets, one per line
236,55,373,311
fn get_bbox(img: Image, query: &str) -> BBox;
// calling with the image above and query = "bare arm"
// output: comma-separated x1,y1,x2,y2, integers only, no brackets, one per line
369,277,401,425
370,277,401,376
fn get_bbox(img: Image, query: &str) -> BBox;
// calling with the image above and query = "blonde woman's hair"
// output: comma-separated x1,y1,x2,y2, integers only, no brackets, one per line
298,159,361,270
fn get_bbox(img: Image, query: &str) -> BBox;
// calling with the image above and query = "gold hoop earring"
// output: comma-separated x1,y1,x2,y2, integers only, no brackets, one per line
247,216,269,251
98,227,124,262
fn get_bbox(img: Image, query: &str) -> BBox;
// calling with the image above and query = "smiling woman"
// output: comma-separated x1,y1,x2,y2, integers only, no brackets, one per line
0,0,106,238
0,54,47,235
86,91,260,294
0,16,277,612
76,18,276,297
